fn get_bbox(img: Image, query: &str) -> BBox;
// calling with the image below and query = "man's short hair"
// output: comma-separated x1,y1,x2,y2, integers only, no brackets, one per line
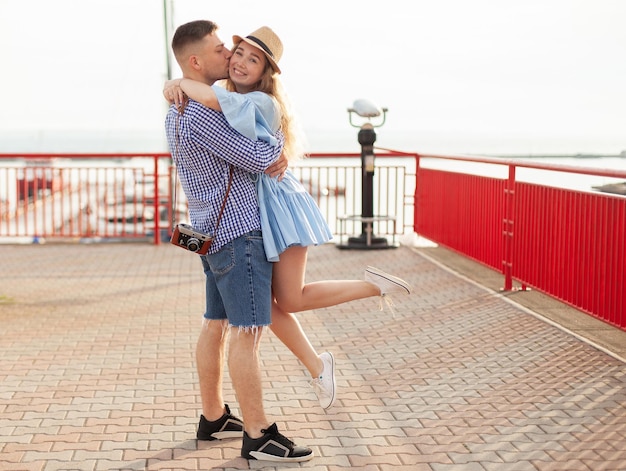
171,20,218,62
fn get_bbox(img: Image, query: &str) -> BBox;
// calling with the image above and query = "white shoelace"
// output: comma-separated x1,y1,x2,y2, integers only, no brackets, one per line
378,294,397,317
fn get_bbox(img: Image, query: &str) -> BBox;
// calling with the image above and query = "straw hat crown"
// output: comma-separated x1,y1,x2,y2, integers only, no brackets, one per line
233,26,283,74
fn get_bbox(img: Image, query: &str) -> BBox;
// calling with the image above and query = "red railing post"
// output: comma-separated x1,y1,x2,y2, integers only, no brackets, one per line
502,165,515,291
152,155,161,245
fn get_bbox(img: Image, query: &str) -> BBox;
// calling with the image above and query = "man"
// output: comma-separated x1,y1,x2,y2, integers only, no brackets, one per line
165,20,313,463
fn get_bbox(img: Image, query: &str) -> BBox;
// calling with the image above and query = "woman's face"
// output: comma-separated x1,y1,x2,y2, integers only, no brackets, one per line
229,41,268,93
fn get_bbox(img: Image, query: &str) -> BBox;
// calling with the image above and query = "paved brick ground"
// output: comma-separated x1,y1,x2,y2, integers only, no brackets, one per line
1,242,625,471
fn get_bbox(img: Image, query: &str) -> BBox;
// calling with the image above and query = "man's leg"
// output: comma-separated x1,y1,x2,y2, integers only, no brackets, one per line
212,232,312,462
196,319,228,420
195,257,243,441
228,327,268,438
210,232,273,438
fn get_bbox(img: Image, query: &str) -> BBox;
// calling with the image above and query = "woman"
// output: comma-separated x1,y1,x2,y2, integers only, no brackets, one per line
164,26,410,409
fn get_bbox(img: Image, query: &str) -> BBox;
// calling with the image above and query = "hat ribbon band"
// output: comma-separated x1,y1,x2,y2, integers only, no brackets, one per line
246,35,274,58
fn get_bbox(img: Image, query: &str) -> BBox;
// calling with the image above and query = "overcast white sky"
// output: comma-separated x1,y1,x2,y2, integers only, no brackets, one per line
1,0,625,155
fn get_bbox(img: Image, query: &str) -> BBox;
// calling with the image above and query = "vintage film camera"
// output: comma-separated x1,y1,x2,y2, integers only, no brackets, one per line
171,223,213,255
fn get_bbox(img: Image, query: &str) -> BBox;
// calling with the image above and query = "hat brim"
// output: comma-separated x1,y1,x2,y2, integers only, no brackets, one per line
232,34,281,74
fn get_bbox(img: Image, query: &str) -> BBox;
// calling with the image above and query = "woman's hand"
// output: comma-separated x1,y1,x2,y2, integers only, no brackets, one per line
265,152,289,181
163,79,186,109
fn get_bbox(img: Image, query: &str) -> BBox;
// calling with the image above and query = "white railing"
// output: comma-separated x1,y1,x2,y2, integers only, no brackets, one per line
0,152,415,244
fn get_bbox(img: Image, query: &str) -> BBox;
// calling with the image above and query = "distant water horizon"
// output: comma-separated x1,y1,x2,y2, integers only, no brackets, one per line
1,131,624,214
1,129,625,159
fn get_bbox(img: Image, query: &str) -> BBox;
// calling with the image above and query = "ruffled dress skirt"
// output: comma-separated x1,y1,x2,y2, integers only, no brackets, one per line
258,170,333,262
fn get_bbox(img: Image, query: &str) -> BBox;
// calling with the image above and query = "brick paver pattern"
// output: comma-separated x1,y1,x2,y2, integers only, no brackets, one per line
1,243,625,471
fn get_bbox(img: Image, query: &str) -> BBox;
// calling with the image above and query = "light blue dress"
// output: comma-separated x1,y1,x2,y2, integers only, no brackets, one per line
213,87,333,262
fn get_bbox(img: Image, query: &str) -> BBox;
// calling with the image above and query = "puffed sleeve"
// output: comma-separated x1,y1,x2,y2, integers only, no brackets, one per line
212,87,280,147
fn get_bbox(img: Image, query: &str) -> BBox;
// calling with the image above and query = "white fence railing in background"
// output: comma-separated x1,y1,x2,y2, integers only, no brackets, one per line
0,153,415,244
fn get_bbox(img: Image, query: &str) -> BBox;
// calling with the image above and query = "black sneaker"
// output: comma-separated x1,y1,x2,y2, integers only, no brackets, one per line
241,423,313,462
196,404,244,441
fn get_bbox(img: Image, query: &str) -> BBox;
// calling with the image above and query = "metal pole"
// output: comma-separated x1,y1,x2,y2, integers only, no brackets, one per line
346,124,389,249
359,124,375,226
162,0,173,81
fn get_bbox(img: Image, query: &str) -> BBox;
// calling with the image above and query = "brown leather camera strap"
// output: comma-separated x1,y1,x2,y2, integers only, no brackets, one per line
171,103,186,229
172,103,234,236
213,166,234,235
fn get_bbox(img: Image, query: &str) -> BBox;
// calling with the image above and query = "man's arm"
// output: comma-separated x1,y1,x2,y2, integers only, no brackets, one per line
179,103,284,174
166,82,287,178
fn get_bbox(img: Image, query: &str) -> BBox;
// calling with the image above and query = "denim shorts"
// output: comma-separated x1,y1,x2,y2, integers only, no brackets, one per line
200,231,272,328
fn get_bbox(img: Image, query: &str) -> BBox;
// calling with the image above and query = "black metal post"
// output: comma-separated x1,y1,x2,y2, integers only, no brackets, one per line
359,125,375,231
346,123,389,248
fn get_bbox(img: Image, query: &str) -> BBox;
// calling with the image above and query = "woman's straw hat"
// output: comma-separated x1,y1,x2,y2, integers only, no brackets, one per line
232,26,283,74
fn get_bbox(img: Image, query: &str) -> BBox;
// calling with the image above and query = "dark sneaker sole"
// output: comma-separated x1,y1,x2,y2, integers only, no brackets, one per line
198,430,243,441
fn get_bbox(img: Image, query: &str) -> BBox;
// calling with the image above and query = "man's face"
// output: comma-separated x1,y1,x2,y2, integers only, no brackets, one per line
196,32,232,83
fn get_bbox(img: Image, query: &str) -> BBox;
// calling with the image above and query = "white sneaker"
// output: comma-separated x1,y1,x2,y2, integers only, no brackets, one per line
310,352,336,410
365,266,411,295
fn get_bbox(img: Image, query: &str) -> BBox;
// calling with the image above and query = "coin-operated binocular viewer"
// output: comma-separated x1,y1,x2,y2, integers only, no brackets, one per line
337,99,397,250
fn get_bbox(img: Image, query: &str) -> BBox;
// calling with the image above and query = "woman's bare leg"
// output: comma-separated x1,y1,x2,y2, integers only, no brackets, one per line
269,300,337,409
271,246,379,313
269,302,323,377
269,246,409,410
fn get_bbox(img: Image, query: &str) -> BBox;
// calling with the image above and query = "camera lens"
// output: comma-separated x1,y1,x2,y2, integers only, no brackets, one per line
186,237,201,252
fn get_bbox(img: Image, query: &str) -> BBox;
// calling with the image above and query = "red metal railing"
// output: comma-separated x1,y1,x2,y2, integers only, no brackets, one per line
2,151,624,331
413,152,626,331
0,153,173,244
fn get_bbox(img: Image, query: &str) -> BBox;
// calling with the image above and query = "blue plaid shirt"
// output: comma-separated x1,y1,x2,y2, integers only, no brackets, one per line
165,99,284,253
